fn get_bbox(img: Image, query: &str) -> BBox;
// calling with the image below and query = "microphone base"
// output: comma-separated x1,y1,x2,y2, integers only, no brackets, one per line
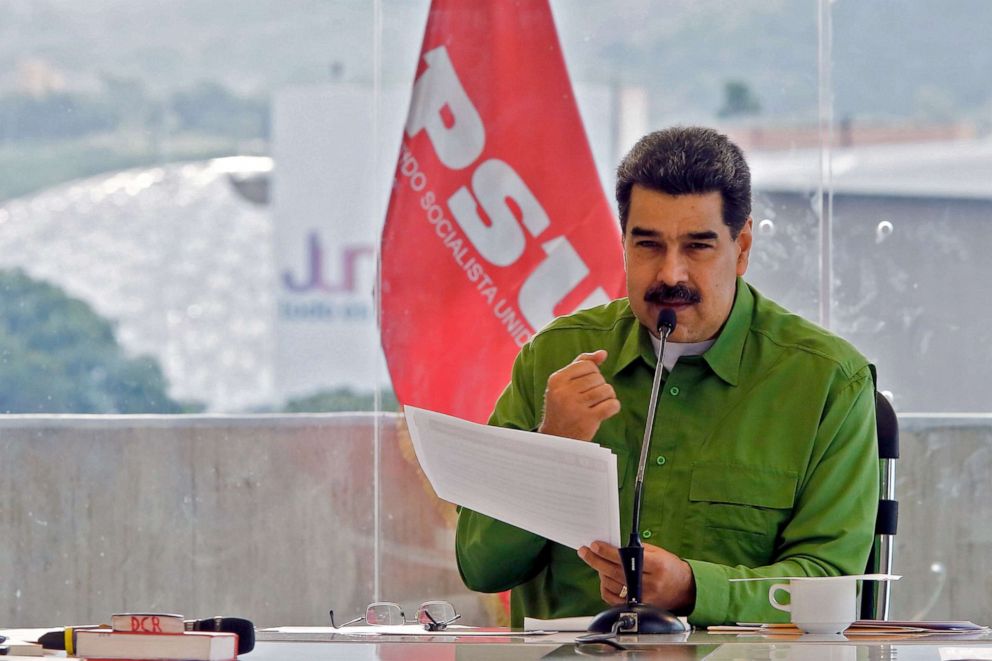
587,602,687,634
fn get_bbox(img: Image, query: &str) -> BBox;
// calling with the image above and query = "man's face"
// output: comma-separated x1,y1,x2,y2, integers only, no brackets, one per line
624,185,752,343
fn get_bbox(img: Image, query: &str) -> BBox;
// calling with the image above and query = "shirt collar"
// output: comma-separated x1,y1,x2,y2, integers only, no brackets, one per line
700,277,752,386
606,307,655,378
607,277,753,386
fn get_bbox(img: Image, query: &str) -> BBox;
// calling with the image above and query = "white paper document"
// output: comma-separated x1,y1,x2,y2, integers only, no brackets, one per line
262,625,551,637
404,406,622,549
523,616,595,632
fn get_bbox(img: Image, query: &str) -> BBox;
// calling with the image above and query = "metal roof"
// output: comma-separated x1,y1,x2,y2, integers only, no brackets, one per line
749,138,992,200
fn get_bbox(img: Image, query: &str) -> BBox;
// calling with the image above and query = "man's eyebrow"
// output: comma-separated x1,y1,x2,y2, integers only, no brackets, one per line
628,227,720,241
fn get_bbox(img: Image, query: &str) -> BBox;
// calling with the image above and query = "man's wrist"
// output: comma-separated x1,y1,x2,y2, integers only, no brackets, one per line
674,559,697,615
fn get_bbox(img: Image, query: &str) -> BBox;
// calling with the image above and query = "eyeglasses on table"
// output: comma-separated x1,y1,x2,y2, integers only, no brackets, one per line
330,600,462,631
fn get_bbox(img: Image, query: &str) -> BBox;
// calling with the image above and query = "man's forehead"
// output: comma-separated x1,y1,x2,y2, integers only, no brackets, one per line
626,188,725,230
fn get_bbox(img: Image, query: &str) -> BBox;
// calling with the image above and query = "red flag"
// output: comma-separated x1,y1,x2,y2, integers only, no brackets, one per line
381,0,624,423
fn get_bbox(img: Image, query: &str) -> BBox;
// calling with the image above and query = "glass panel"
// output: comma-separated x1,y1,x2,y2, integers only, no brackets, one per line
5,0,991,633
0,0,394,628
896,420,992,623
0,2,404,416
831,0,992,623
379,413,491,623
830,0,992,414
551,0,825,321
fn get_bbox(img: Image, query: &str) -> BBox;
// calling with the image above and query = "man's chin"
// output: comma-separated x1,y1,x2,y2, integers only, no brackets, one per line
668,327,695,343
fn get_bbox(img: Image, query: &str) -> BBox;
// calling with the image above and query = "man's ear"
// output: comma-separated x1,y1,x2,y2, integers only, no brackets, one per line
736,217,753,276
621,228,628,271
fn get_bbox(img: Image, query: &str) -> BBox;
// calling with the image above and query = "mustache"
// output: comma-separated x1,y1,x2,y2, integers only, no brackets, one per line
644,283,702,305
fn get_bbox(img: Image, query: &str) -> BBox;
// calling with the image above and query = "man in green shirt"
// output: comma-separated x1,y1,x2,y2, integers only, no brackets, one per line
455,127,879,627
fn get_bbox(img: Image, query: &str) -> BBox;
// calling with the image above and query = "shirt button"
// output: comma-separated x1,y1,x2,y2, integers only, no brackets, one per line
641,530,653,540
656,455,666,466
669,386,680,396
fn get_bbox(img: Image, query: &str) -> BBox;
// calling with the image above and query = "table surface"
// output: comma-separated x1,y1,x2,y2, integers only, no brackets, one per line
5,627,991,660
251,629,992,660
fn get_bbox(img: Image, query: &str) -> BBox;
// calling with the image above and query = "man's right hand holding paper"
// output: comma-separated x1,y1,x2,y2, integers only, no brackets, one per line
538,349,621,441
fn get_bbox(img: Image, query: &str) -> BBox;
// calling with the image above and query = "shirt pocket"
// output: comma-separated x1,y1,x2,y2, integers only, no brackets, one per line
686,462,798,565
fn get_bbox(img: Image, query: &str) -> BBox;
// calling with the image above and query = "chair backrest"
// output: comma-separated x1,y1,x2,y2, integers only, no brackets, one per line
860,391,900,620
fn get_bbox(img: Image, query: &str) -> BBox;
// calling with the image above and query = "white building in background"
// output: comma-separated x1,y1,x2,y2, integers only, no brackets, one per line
269,84,407,401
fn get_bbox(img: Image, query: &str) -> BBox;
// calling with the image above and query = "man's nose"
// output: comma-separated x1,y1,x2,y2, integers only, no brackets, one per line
655,252,688,285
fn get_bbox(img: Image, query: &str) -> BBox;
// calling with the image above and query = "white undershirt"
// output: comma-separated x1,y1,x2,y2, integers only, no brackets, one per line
649,334,715,372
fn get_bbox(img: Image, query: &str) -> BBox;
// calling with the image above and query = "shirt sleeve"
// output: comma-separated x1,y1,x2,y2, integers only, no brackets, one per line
685,365,880,626
454,341,552,593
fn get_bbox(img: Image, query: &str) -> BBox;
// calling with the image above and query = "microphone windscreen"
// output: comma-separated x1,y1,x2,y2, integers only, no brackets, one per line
186,617,255,654
874,391,899,459
657,308,677,335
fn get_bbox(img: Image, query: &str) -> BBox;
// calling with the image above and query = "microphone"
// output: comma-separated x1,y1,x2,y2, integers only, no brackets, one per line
587,307,687,635
186,617,255,654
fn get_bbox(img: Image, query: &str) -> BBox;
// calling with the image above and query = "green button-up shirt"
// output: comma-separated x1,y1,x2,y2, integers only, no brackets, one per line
455,279,879,627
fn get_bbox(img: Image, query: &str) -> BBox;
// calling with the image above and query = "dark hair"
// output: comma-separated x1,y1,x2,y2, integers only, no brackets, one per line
615,126,751,237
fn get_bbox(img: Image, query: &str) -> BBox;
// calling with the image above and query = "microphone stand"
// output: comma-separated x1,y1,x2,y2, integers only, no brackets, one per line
587,308,687,635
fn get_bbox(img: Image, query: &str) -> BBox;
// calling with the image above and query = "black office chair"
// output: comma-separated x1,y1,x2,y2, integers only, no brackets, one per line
860,391,900,620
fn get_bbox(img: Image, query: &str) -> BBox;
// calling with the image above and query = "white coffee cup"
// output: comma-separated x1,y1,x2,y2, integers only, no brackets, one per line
768,577,857,634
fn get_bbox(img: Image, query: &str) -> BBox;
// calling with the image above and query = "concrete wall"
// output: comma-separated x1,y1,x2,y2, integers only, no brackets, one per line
1,413,989,626
0,414,495,628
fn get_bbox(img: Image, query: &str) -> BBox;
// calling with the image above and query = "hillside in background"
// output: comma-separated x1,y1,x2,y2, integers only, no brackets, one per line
554,0,992,123
0,268,195,413
0,1,989,201
0,0,988,122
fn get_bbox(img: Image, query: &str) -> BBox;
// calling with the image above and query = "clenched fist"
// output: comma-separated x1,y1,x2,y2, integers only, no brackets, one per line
538,350,621,441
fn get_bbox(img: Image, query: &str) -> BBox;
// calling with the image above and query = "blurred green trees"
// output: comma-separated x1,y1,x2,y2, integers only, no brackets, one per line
718,80,762,119
0,268,197,413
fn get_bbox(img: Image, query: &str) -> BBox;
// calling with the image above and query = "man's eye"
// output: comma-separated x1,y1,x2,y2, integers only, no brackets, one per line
688,242,714,250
